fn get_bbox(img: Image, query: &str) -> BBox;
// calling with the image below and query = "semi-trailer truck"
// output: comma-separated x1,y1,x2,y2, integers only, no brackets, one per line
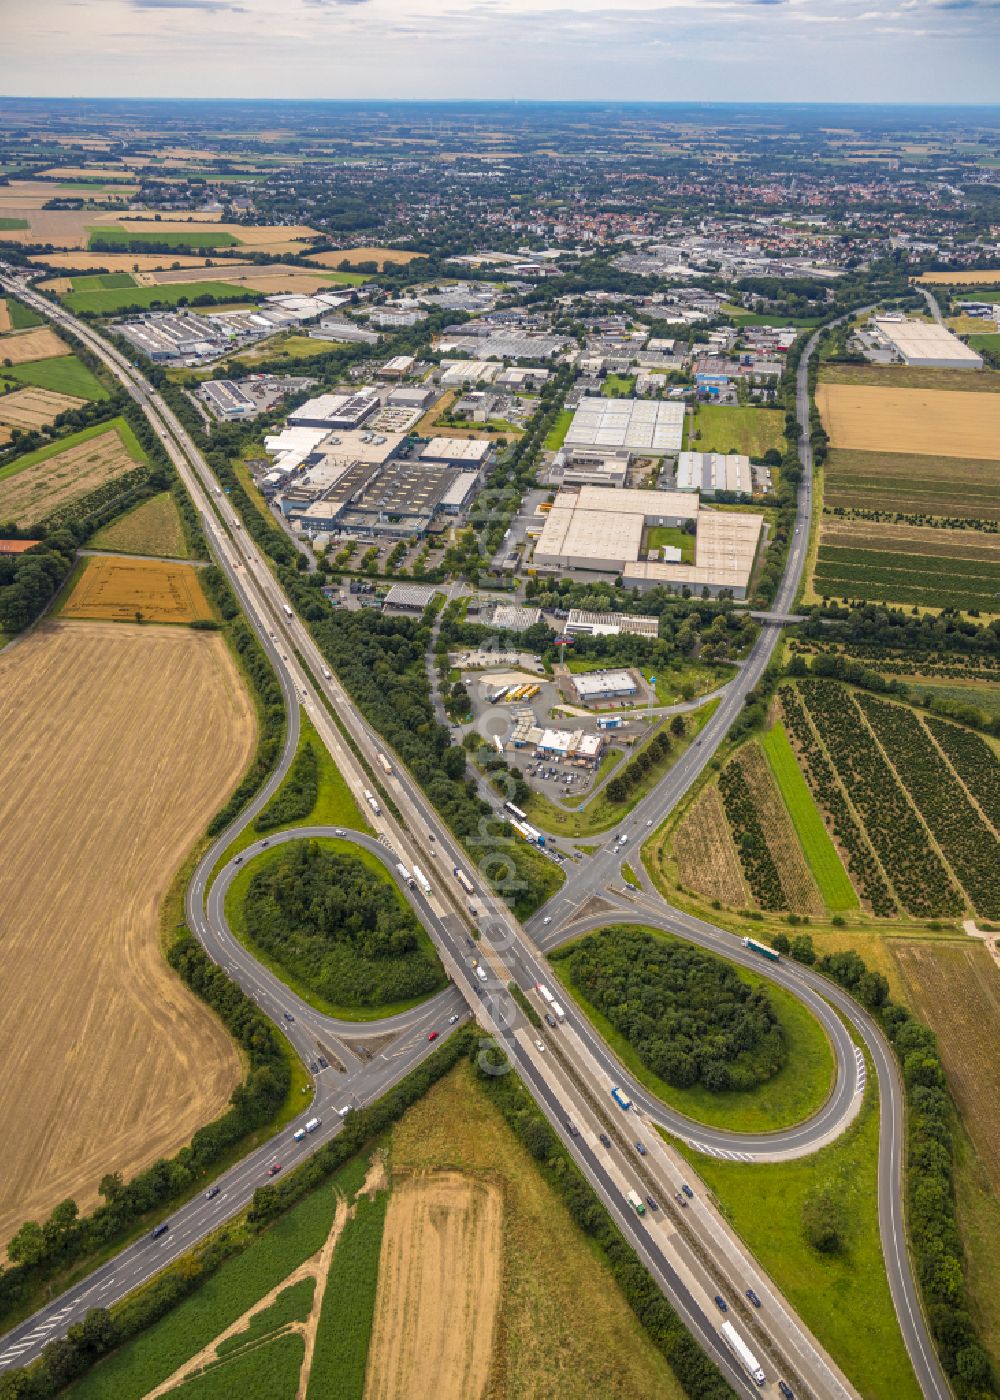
626,1190,646,1216
742,936,780,963
551,1002,566,1023
283,604,293,618
454,867,475,896
376,751,393,776
362,788,381,817
537,983,555,1006
611,1086,632,1111
412,865,432,896
720,1321,766,1387
396,862,415,889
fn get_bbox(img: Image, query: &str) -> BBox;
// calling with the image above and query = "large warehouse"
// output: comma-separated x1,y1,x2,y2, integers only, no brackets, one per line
531,485,763,598
676,451,752,498
564,397,686,458
871,318,983,369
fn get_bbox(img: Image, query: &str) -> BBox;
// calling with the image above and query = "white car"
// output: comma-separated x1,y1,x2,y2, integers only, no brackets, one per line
542,916,552,924
535,1039,545,1053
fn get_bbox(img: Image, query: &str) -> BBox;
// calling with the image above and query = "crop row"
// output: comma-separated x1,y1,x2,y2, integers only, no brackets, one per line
778,687,897,916
717,757,788,911
817,547,1000,580
857,696,1000,920
799,681,962,918
925,717,1000,831
305,1192,388,1400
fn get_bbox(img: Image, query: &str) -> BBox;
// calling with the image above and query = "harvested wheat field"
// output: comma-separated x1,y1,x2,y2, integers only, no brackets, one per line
30,252,212,274
143,261,339,293
893,941,1000,1190
61,556,213,623
816,383,1000,460
0,621,253,1247
917,270,1000,286
673,783,749,907
0,325,69,365
0,424,140,527
0,385,85,431
0,300,11,334
308,247,426,270
365,1172,501,1400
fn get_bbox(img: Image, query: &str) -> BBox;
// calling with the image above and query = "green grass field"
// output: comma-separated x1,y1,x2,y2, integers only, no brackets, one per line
88,226,241,250
602,373,636,397
168,1332,303,1399
554,925,835,1133
0,354,108,401
0,415,146,484
71,272,137,290
676,1073,921,1400
5,299,44,329
0,218,29,231
721,304,819,328
215,1280,314,1358
66,1181,342,1400
543,408,573,451
646,524,695,562
968,332,1000,356
90,490,191,558
62,281,252,315
761,722,858,911
305,1192,387,1400
686,404,785,457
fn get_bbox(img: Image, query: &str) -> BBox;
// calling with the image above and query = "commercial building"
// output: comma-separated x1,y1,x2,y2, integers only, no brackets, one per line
536,728,605,764
571,670,638,702
554,451,628,489
566,610,658,639
311,320,380,346
871,317,983,369
387,385,435,411
383,583,439,611
201,378,257,420
676,451,752,498
288,391,380,430
377,354,416,379
439,360,502,387
439,331,570,361
532,485,762,599
487,603,543,632
564,397,685,458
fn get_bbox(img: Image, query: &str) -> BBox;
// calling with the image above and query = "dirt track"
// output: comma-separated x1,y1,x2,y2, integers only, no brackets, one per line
365,1172,501,1400
0,621,254,1249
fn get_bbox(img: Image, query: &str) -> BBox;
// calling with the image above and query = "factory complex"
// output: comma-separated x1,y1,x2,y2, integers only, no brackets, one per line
870,316,983,369
532,485,763,598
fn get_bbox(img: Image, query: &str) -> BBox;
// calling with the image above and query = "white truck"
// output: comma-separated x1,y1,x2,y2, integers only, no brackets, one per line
551,1002,566,1023
412,864,432,896
537,983,555,1006
305,1117,321,1134
720,1321,766,1387
362,788,381,817
454,867,475,896
376,751,393,776
626,1189,646,1217
282,604,293,618
396,862,415,889
475,965,488,984
322,667,332,680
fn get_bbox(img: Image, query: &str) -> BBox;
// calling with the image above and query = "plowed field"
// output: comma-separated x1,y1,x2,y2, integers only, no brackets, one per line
0,385,85,430
0,621,254,1247
0,326,69,364
61,556,213,623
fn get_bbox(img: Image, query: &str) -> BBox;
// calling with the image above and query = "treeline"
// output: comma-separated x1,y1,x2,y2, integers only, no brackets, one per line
788,939,997,1400
474,1046,735,1400
0,932,289,1337
556,926,786,1093
254,740,318,832
0,1032,473,1400
198,565,287,837
0,528,78,633
243,841,445,1009
606,726,678,805
801,603,1000,662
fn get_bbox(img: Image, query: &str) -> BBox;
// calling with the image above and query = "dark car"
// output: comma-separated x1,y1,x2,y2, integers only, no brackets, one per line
599,1133,611,1148
545,1013,557,1028
778,1384,794,1400
283,1011,294,1023
635,1141,647,1156
150,1223,169,1240
746,1288,762,1309
674,1192,687,1208
205,1186,220,1201
317,1057,328,1069
681,1183,693,1198
566,1120,580,1138
309,1062,318,1074
267,1162,282,1177
646,1196,658,1211
714,1295,727,1312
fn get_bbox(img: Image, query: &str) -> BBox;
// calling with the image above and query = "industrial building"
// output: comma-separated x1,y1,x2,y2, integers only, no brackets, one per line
565,610,658,639
200,378,257,420
311,320,380,345
676,451,752,498
871,317,983,369
383,583,440,611
564,397,686,458
553,451,628,489
377,355,416,379
420,437,493,469
487,603,543,632
532,486,763,599
438,331,570,362
439,360,503,387
288,391,379,430
115,313,219,362
571,669,638,702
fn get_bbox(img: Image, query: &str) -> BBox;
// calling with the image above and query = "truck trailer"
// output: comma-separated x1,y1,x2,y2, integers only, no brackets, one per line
626,1190,646,1216
412,865,432,896
362,788,382,817
396,862,415,889
611,1086,632,1111
720,1321,766,1387
376,751,393,776
742,936,780,963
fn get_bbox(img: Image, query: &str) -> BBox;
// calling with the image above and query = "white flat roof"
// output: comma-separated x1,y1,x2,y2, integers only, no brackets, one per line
573,669,637,696
873,318,982,367
421,437,491,463
565,397,685,455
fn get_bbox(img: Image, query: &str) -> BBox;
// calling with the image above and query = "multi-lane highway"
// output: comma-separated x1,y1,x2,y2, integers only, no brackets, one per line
0,275,947,1400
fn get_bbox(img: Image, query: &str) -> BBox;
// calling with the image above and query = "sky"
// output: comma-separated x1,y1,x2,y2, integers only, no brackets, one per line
5,0,1000,104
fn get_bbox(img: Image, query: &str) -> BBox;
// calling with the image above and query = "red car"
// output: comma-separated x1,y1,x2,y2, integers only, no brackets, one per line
427,1031,438,1042
267,1163,282,1177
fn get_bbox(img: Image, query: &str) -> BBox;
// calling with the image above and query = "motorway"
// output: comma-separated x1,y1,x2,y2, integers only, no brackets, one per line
0,274,948,1400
